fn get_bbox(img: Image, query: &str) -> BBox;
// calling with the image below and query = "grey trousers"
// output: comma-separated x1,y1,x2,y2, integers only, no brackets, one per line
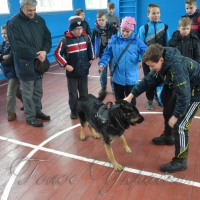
20,78,43,121
67,76,88,112
6,78,23,113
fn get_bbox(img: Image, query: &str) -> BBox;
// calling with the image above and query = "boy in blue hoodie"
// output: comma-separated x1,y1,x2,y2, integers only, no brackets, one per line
138,3,170,110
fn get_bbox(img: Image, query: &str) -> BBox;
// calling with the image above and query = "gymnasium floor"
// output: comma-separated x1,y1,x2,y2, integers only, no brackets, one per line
0,60,200,200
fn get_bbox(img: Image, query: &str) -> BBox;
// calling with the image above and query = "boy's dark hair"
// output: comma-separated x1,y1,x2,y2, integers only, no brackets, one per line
185,0,197,6
1,24,6,30
142,44,164,63
147,4,160,14
107,2,115,9
97,11,106,18
178,17,191,27
75,8,84,16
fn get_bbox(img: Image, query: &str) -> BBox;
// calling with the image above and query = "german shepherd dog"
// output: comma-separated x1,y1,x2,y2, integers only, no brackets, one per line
76,94,144,171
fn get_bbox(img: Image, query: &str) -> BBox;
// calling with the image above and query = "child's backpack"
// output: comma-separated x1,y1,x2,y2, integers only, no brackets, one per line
144,23,168,38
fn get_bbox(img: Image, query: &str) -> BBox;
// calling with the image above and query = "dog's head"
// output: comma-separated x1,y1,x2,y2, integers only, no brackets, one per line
115,100,144,126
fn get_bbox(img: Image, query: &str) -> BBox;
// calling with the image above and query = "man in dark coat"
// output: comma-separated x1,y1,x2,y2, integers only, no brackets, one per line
7,0,52,127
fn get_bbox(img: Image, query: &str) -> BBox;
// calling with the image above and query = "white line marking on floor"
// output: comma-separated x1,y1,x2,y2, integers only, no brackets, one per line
1,124,80,200
1,113,200,199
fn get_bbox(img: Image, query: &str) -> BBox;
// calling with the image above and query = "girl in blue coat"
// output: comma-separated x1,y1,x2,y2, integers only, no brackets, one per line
98,16,147,106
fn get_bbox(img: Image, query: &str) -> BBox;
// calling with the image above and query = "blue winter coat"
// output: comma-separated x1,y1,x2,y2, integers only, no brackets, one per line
98,32,147,85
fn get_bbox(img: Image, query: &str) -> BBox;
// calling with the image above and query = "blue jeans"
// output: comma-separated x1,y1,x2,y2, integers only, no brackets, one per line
100,59,114,91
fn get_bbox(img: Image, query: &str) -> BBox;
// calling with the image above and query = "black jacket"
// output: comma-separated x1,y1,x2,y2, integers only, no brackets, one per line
82,20,91,38
91,21,118,57
182,10,200,39
131,47,200,119
7,9,52,81
168,31,200,63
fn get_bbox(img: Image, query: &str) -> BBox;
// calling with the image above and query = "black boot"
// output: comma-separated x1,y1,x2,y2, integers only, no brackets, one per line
160,157,187,173
152,132,175,145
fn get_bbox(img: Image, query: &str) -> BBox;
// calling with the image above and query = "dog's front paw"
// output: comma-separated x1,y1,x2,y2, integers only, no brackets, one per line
80,135,86,141
113,163,124,171
92,133,101,139
124,146,132,153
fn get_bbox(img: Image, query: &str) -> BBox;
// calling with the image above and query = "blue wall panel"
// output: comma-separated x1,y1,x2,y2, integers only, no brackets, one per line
1,0,200,81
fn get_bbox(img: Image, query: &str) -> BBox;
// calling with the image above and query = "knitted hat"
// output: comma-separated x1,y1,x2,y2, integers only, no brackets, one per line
69,16,83,30
120,16,136,31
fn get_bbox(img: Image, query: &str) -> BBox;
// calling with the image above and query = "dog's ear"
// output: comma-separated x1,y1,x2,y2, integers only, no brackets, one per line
97,93,107,101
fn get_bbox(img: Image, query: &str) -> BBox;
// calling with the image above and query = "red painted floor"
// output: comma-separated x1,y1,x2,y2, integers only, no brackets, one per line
0,60,200,200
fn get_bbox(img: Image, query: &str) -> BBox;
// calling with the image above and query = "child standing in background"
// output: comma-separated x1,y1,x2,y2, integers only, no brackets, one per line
91,11,118,99
138,3,170,110
75,8,91,38
98,17,147,106
106,2,120,31
168,17,200,63
0,24,23,121
182,0,200,39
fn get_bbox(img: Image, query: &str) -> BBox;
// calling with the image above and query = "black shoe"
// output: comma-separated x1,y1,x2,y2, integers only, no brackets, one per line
27,119,43,127
98,89,107,101
36,112,50,120
70,111,78,119
160,157,187,173
152,132,175,145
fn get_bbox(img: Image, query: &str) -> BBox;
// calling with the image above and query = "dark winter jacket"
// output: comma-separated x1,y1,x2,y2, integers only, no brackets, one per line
6,9,52,81
54,30,94,78
0,41,16,79
82,20,91,38
131,47,200,119
182,10,200,39
91,21,118,57
168,31,200,63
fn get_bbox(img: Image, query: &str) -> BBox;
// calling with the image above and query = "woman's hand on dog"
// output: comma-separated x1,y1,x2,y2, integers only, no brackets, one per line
124,93,134,103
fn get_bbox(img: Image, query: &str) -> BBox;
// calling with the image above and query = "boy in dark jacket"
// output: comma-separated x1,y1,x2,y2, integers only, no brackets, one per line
182,0,200,39
75,8,91,38
124,43,200,173
0,24,23,121
168,17,200,63
54,16,94,119
91,11,118,98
